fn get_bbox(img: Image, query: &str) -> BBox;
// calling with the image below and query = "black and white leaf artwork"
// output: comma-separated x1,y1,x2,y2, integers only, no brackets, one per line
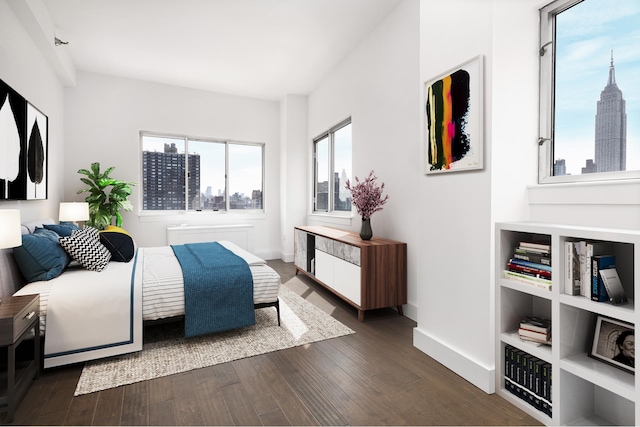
0,94,21,199
28,118,45,197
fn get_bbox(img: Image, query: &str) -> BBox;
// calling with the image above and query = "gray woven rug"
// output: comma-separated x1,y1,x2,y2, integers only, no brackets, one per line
74,279,354,395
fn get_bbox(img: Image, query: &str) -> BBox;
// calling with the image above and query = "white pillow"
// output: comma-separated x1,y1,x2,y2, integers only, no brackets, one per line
59,227,111,272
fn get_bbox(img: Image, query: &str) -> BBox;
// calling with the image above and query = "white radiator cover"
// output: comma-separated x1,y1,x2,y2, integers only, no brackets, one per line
166,224,255,253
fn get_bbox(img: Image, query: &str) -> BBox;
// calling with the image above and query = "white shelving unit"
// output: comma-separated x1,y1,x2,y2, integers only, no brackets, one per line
496,222,639,426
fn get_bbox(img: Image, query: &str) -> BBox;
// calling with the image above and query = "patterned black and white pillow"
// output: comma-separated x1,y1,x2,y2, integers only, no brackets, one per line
60,227,112,272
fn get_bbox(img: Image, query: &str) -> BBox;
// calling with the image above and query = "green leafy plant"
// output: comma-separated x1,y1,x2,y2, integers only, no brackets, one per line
77,162,136,230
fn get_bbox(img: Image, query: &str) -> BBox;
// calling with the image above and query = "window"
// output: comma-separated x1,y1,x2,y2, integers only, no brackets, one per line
141,132,264,212
539,0,639,184
313,119,352,213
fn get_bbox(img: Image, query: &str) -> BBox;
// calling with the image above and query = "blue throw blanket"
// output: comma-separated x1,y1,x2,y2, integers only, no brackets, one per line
171,242,255,337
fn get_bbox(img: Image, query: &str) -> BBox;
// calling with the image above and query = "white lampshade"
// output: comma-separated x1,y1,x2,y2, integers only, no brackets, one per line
0,209,22,249
59,202,90,222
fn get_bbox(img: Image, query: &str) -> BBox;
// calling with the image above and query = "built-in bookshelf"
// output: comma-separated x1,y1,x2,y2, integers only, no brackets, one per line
496,222,638,426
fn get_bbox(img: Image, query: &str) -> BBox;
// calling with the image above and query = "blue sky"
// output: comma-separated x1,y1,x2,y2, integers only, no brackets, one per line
554,0,640,175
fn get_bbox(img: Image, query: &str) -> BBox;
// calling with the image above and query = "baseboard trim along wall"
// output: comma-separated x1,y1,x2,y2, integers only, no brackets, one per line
413,327,495,394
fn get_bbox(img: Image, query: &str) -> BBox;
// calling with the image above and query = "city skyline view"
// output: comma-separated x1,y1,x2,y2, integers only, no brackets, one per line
554,0,640,176
142,134,263,210
142,135,263,199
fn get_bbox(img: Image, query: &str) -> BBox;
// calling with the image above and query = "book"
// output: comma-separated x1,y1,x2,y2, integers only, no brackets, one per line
581,242,613,299
519,328,551,341
527,356,540,409
505,345,512,380
591,255,616,302
519,241,551,252
541,363,552,416
515,351,524,385
520,316,551,333
522,352,530,390
513,249,551,266
564,241,580,295
599,268,628,304
507,262,552,279
519,333,552,345
503,270,552,290
574,241,586,296
508,258,552,273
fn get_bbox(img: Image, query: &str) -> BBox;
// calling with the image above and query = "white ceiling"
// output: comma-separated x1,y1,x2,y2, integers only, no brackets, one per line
44,0,403,101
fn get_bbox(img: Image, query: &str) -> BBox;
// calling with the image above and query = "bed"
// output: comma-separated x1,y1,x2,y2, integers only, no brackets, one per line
2,219,281,368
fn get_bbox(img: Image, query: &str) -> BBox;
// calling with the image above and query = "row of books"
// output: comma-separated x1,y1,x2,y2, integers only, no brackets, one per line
504,241,552,291
504,344,552,417
564,240,628,304
518,316,551,345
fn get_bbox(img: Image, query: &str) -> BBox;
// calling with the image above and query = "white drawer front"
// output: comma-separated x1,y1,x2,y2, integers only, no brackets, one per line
332,257,361,305
314,250,333,286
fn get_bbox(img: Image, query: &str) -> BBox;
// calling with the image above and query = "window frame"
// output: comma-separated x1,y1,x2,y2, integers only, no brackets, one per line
538,0,640,184
312,118,352,214
139,131,265,214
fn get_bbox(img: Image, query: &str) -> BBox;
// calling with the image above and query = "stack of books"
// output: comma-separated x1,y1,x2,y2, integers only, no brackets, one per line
564,240,628,304
503,241,552,290
504,344,552,417
518,316,551,345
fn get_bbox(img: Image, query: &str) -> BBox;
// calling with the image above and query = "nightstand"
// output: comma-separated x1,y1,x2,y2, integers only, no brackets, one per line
0,294,40,423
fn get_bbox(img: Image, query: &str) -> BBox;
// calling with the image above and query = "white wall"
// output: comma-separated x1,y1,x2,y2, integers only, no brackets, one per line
0,0,64,223
306,0,421,320
279,95,309,262
62,71,282,259
413,0,495,393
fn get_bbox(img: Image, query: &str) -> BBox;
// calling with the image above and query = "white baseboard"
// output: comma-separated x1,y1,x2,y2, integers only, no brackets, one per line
401,302,417,322
257,250,281,261
413,327,495,394
280,251,294,263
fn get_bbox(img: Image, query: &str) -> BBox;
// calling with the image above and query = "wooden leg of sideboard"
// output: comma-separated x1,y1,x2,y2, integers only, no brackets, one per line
397,305,404,316
358,310,364,322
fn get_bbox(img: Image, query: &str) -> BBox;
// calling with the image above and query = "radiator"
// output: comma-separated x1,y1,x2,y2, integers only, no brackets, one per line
166,224,255,253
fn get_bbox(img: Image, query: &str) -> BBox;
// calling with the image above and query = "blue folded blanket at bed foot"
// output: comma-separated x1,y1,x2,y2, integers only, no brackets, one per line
171,242,255,337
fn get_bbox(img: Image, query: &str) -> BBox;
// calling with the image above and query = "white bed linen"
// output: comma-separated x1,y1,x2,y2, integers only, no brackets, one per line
34,251,143,368
15,241,281,332
142,241,281,320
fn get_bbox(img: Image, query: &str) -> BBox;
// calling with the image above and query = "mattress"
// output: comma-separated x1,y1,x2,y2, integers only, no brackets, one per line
14,241,281,333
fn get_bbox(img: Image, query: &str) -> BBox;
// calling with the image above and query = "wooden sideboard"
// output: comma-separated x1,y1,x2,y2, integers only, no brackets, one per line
294,225,407,321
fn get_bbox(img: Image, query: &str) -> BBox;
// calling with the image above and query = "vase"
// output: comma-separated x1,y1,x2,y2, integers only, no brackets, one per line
360,217,373,240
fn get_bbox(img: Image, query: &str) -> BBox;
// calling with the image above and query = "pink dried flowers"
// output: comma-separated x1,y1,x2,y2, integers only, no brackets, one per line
345,170,389,219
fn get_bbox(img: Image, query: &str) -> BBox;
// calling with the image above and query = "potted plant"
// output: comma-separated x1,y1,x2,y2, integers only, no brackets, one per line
345,170,389,240
77,162,136,230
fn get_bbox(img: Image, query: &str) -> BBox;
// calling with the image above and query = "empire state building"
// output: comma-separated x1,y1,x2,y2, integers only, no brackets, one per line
594,51,627,173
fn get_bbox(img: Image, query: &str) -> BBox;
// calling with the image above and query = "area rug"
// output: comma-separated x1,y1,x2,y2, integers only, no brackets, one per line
74,280,354,395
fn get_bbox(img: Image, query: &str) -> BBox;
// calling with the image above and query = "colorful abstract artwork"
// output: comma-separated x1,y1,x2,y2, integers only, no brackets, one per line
0,78,48,200
424,56,483,174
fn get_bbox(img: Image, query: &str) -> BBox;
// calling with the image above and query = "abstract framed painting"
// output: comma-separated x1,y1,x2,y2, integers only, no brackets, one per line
424,55,484,174
0,78,48,200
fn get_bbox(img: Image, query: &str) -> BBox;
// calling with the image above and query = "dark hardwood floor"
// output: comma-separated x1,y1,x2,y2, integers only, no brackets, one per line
7,260,541,426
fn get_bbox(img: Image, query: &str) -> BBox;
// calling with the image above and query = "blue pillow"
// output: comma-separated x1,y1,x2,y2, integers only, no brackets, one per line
13,231,71,282
44,222,80,237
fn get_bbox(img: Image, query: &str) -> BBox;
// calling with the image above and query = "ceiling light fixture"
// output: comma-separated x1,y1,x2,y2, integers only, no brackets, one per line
54,37,68,46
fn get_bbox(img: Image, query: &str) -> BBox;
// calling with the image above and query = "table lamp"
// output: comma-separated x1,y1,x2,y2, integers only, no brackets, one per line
59,202,90,225
0,209,22,304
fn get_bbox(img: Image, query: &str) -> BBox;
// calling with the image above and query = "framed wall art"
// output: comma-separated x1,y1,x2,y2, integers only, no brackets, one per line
589,315,634,374
0,78,48,200
424,55,483,174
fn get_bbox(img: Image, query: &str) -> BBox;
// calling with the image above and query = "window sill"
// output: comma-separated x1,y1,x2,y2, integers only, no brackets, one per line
138,210,267,223
527,179,640,206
